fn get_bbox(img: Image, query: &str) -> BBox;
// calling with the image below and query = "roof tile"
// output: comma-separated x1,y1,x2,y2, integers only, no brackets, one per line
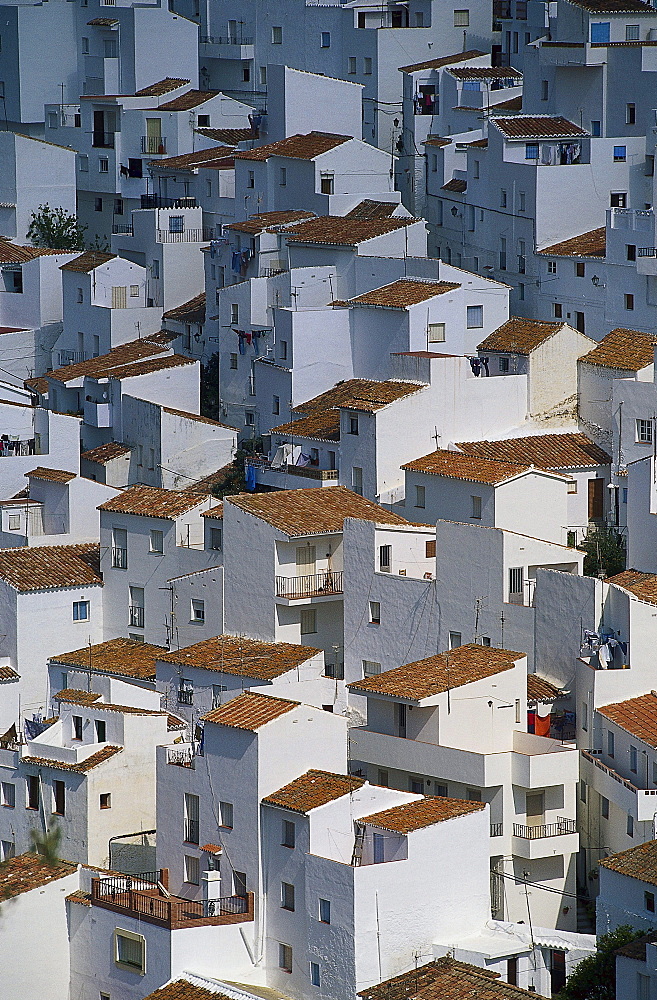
226,210,316,234
539,227,606,258
360,795,485,833
159,635,321,680
294,379,424,414
50,637,166,681
0,543,101,592
25,467,76,484
608,569,657,605
234,131,350,161
81,442,131,465
284,216,419,246
456,432,611,469
491,115,588,138
477,316,568,354
600,840,657,888
140,981,230,1000
60,251,117,273
163,293,206,324
579,327,654,371
151,147,234,170
0,853,76,899
359,956,534,1000
98,484,207,519
157,90,220,111
22,745,122,772
527,674,564,702
202,691,299,730
348,279,460,308
598,692,657,747
401,449,535,483
263,770,365,813
398,49,485,73
134,77,190,96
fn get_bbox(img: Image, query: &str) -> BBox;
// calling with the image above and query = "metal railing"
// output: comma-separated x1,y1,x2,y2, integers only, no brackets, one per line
140,194,197,210
184,818,199,844
513,817,576,840
324,662,344,680
92,132,115,148
490,822,504,837
177,689,193,706
260,266,288,277
200,34,254,45
58,350,88,366
156,228,214,243
112,547,127,569
582,749,657,797
275,570,343,599
638,248,657,257
112,223,134,235
91,876,251,927
142,136,167,154
129,605,144,628
168,748,194,768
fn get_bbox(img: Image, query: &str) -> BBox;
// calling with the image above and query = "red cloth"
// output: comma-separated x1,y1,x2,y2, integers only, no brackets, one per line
535,712,551,737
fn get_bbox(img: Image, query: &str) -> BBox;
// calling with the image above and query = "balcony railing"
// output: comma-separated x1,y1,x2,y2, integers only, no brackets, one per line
168,748,195,768
92,131,115,148
513,817,576,840
156,228,214,244
129,605,144,628
142,136,167,154
324,661,344,680
638,248,657,257
91,875,253,929
275,570,343,599
200,34,254,44
177,689,194,706
112,223,134,235
140,194,197,210
112,547,127,569
184,818,199,844
58,350,88,366
490,822,504,837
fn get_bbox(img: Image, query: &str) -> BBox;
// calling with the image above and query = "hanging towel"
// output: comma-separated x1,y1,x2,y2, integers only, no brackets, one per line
245,464,257,491
535,712,551,737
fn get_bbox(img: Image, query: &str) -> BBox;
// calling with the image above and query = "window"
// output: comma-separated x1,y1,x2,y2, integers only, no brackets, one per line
500,189,507,208
541,79,549,101
321,31,331,47
301,608,317,636
614,145,627,162
626,23,640,40
608,730,615,757
259,66,267,85
280,340,288,361
591,120,601,137
79,154,89,172
611,192,627,208
638,974,650,1000
590,21,610,42
601,795,609,819
279,944,293,973
378,769,389,786
272,395,280,417
454,8,470,25
499,237,507,270
582,701,588,732
115,929,146,974
320,173,334,195
410,777,424,794
509,567,524,599
1,782,15,808
467,305,483,328
554,302,563,319
7,514,20,531
363,660,381,676
151,258,159,279
150,529,163,554
348,56,357,74
231,303,239,324
518,191,526,212
580,779,587,803
220,800,233,828
627,103,636,125
547,260,557,275
230,353,238,369
129,284,139,298
272,26,282,43
428,323,445,343
212,684,226,709
449,631,462,649
630,746,639,773
627,244,637,261
191,598,205,623
431,155,438,174
246,412,255,426
279,167,287,187
471,495,482,519
373,832,385,863
572,262,585,280
281,882,295,910
319,898,331,923
247,170,255,189
98,156,109,174
415,485,426,508
129,586,144,628
369,601,381,625
94,197,103,212
364,57,372,74
310,963,321,988
210,527,223,551
242,64,250,82
184,792,199,844
525,143,539,160
282,820,296,848
100,792,111,809
53,780,65,816
499,357,510,373
627,813,634,837
646,891,656,913
518,283,525,302
73,716,83,741
183,854,200,886
379,544,392,571
625,293,634,310
27,775,39,810
128,157,142,178
96,719,106,743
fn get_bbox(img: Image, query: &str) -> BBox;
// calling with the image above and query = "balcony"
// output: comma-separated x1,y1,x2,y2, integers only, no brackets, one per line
513,818,576,839
199,34,255,59
156,228,214,244
490,822,504,837
275,570,343,600
83,399,112,428
91,873,254,929
245,458,339,490
140,194,197,209
184,818,199,844
142,136,167,155
92,131,115,149
129,605,144,628
167,746,195,768
581,749,657,822
200,34,254,45
637,246,657,276
512,816,578,859
57,350,88,366
111,546,127,569
178,689,194,706
112,223,134,236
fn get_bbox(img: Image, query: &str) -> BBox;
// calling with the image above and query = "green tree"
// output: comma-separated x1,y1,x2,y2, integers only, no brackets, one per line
26,204,86,250
555,925,645,999
579,524,626,579
200,352,220,421
30,822,62,867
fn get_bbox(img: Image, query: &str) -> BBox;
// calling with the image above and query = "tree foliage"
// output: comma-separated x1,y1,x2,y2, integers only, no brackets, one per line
30,822,62,867
555,925,645,1000
579,524,626,579
26,204,86,250
200,352,220,421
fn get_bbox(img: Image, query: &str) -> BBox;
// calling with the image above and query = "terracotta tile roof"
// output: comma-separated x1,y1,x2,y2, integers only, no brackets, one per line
163,292,206,324
187,465,235,496
349,644,521,701
22,745,123,772
81,442,131,465
616,932,657,961
54,690,167,717
607,569,657,604
200,503,223,518
492,115,588,139
493,95,523,113
52,689,101,705
66,889,92,905
0,666,19,681
449,66,522,79
0,543,101,592
361,795,485,833
442,178,467,193
30,337,168,386
87,16,119,25
141,982,228,1000
263,770,365,813
423,137,452,147
60,251,117,273
91,353,194,381
225,485,409,536
150,147,234,170
98,484,207,519
134,77,190,97
271,409,341,441
477,316,565,354
401,449,535,484
234,131,350,161
538,227,606,258
25,467,76,484
345,200,400,220
567,0,656,11
196,127,256,144
348,279,460,308
399,49,485,73
201,691,299,729
600,840,657,887
359,956,533,1000
50,637,166,681
456,432,611,469
294,379,424,414
468,137,489,147
201,843,223,854
0,244,74,264
598,692,657,747
579,327,654,370
227,210,315,234
159,634,321,679
284,216,418,246
158,90,220,111
0,853,76,899
161,405,238,430
527,674,563,702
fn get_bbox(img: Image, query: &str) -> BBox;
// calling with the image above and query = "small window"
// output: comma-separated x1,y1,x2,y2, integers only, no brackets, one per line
576,262,585,278
247,170,255,189
73,601,90,621
7,514,20,531
627,813,634,837
211,527,223,550
454,8,469,25
348,414,359,435
282,819,296,848
410,777,424,794
115,930,145,973
301,609,317,635
466,305,483,328
319,898,331,923
611,192,627,208
608,730,615,757
541,79,549,101
96,719,106,743
378,769,389,786
568,480,577,494
547,260,557,274
100,792,111,809
99,158,109,173
279,167,287,187
220,800,233,828
279,944,293,973
363,660,381,676
369,601,381,625
630,745,638,773
626,23,639,40
553,302,563,319
320,173,334,195
280,340,288,361
310,962,321,987
94,197,103,212
448,631,462,649
364,57,372,74
525,143,539,160
230,353,238,369
625,293,634,311
379,544,392,571
471,495,482,519
582,701,588,732
273,395,280,415
627,103,636,125
498,356,510,373
129,284,139,297
73,716,83,741
150,529,163,554
427,323,445,343
281,882,295,910
591,120,601,137
52,780,66,816
415,485,426,508
613,145,627,162
348,56,357,74
184,855,200,885
500,189,507,208
191,598,205,623
168,216,184,233
1,782,15,808
272,25,283,43
601,795,609,819
231,303,239,324
114,198,124,216
518,192,526,212
197,114,210,127
321,31,330,47
580,779,587,803
260,66,267,85
646,891,656,913
128,158,142,178
627,244,637,261
79,154,89,172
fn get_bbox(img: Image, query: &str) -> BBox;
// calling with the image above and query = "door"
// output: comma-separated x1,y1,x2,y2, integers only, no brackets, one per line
111,285,127,309
575,311,585,333
296,544,316,577
526,792,545,827
93,109,106,146
145,118,162,154
396,702,407,738
590,21,610,43
373,833,385,864
588,478,604,520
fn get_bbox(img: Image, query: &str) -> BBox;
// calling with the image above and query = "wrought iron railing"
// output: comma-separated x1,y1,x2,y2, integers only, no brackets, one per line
142,135,167,154
490,822,504,837
184,818,199,844
156,228,214,243
513,817,576,839
140,194,197,209
177,689,194,705
129,605,144,628
112,547,127,569
275,570,343,599
92,131,115,148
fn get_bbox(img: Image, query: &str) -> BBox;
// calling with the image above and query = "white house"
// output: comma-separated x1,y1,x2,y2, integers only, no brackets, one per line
0,401,81,500
597,839,657,936
0,132,76,242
